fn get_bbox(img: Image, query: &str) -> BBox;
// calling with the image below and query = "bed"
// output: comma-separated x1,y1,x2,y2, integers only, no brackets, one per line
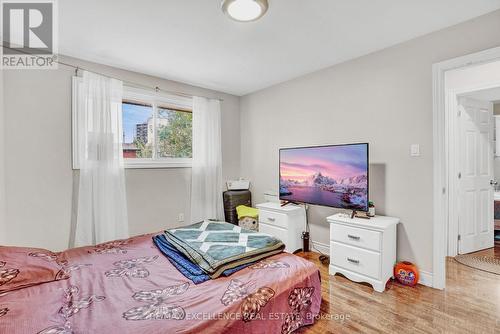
0,233,321,334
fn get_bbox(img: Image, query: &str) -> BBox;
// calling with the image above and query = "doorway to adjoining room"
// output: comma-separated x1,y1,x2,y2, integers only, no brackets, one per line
445,60,500,275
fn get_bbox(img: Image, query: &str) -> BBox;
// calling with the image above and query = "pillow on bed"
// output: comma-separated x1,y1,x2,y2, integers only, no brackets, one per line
0,246,69,293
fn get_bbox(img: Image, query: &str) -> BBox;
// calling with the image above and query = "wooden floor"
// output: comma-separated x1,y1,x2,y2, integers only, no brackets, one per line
472,245,500,260
296,246,500,334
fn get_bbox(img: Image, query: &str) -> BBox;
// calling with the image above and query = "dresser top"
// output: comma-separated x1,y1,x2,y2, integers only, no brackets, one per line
327,213,399,230
256,202,305,214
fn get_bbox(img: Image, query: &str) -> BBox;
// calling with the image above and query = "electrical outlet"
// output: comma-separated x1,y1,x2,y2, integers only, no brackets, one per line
178,213,184,222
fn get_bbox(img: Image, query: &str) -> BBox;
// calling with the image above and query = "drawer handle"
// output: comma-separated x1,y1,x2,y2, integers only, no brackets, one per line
347,234,360,240
267,217,276,222
347,257,360,264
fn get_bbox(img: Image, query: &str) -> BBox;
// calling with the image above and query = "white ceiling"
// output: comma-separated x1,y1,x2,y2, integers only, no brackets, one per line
59,0,500,96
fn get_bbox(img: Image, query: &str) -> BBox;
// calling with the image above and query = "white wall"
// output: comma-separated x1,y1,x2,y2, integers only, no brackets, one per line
240,10,500,273
3,56,240,251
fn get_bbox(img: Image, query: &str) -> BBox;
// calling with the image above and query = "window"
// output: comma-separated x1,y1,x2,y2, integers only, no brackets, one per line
122,101,154,159
121,87,193,168
156,106,193,159
72,81,192,169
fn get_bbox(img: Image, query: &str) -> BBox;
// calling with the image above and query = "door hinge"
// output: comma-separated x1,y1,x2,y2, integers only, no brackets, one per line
458,172,462,179
457,109,461,117
458,234,461,241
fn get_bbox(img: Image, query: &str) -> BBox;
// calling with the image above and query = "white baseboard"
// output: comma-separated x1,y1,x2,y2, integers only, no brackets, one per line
311,240,329,255
310,239,435,289
418,270,433,288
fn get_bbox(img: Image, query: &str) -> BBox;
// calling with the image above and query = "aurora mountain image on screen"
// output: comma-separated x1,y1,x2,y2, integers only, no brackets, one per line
280,144,368,210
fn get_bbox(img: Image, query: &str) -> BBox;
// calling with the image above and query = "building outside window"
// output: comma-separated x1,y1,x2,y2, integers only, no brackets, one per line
120,87,193,168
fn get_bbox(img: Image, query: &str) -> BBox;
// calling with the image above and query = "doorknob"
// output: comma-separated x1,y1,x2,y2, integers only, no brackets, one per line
490,180,498,186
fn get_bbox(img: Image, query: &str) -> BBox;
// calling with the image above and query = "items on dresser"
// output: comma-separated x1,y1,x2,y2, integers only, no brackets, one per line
327,213,399,292
223,190,251,225
226,179,250,190
368,201,376,217
257,202,306,253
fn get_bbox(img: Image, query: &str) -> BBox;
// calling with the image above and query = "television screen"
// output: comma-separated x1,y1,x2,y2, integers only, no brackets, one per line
279,143,369,211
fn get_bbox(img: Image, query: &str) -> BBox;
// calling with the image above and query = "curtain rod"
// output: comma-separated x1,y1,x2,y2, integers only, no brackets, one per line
1,44,224,102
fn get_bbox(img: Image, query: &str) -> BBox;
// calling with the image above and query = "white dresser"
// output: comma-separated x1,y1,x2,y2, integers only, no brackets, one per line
327,213,399,292
257,202,305,253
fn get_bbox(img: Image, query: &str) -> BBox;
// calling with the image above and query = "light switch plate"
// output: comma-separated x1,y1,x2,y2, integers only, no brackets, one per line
410,144,420,157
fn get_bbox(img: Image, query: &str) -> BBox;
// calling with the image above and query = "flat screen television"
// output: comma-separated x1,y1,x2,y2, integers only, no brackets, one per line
279,143,369,211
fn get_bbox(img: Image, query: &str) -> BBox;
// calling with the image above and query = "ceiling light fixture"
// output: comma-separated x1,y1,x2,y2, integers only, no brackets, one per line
221,0,269,22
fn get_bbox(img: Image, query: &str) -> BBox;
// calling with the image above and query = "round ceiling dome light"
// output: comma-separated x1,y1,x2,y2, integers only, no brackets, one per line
221,0,269,22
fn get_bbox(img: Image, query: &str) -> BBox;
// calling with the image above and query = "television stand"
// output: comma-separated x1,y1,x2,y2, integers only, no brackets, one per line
327,213,399,292
257,202,305,253
281,200,300,207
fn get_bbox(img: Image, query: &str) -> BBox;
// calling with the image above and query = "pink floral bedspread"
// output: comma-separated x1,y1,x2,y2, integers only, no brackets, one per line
0,233,321,334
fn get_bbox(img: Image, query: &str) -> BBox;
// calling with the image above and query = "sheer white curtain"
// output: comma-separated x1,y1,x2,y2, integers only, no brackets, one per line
74,71,129,246
191,96,224,223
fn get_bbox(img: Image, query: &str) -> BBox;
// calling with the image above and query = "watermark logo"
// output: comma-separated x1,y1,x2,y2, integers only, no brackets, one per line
1,0,57,69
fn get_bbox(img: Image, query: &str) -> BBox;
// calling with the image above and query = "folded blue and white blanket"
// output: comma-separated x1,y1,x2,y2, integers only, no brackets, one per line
152,234,250,284
162,220,285,278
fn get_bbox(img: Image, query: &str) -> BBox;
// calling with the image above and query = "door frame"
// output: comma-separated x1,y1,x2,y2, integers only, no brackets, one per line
433,46,500,290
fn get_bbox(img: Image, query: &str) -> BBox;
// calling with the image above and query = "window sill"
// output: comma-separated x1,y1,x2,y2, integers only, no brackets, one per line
124,159,192,169
72,159,192,170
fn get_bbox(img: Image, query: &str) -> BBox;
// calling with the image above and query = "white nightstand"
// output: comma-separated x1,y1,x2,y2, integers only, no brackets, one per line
327,213,399,292
257,202,306,253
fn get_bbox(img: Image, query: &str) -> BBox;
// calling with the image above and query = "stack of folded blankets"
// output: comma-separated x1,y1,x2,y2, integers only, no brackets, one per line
153,220,285,284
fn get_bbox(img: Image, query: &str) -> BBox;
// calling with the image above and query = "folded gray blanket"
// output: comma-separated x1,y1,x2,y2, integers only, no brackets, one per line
163,220,285,278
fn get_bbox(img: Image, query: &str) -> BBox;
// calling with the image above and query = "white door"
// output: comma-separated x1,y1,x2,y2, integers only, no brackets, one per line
458,97,494,254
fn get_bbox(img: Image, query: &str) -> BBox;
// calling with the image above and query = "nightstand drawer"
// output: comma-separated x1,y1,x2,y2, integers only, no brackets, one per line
259,223,289,251
330,241,381,279
330,223,381,251
259,210,287,229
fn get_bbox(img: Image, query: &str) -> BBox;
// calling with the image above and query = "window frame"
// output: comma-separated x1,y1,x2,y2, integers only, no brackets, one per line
72,78,193,170
121,86,193,169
